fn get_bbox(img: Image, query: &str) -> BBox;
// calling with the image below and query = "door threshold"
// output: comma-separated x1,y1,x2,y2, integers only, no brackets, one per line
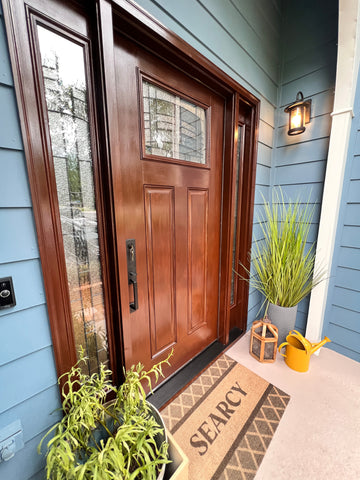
148,328,243,410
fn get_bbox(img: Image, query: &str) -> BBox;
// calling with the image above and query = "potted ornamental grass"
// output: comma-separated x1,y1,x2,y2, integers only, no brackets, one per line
38,349,172,480
240,189,325,344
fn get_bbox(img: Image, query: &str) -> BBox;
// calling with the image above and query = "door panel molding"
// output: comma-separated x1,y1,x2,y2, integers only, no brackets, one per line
144,186,176,358
187,188,208,333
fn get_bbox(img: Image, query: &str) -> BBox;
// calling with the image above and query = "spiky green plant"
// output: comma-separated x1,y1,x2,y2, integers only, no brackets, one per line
38,349,172,480
241,190,324,311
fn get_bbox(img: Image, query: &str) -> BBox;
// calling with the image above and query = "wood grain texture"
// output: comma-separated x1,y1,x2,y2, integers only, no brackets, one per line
145,186,176,355
187,188,208,332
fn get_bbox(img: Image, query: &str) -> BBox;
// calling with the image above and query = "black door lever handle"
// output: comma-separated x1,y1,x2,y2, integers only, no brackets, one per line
128,271,138,312
126,239,139,313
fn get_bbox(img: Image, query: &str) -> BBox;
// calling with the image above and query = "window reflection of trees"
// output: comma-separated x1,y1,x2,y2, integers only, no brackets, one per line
143,80,206,164
39,34,108,375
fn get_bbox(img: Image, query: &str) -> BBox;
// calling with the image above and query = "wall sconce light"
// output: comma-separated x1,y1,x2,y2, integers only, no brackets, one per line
284,91,311,135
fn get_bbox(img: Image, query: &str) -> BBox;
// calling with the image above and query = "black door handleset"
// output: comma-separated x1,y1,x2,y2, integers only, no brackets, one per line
126,239,138,313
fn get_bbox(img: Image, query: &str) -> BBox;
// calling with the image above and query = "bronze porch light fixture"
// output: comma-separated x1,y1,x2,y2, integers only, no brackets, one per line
284,91,312,135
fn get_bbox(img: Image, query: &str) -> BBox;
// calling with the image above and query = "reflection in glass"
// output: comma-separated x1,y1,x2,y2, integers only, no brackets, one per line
142,80,207,164
230,125,243,305
37,26,108,374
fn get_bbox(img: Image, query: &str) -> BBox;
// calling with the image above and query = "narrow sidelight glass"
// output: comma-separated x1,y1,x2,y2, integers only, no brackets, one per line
37,26,109,374
230,125,243,305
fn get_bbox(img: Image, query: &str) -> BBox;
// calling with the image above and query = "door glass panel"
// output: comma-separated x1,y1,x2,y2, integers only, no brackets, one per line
142,80,207,164
37,26,109,374
230,125,243,305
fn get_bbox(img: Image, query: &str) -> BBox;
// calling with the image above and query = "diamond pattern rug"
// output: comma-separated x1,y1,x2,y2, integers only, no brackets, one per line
161,354,290,479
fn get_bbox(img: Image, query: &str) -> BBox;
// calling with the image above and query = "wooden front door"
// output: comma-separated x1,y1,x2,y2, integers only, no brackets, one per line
113,33,224,377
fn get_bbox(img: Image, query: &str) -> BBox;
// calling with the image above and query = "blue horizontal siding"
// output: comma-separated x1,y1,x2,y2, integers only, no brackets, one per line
0,9,13,86
350,155,360,177
344,204,360,225
329,305,360,332
257,143,272,168
275,183,324,204
282,5,337,63
0,305,52,366
259,98,276,126
0,347,58,413
282,40,337,85
258,120,274,147
332,286,360,313
327,323,360,356
197,0,279,81
275,137,330,165
30,470,47,480
335,266,360,291
280,65,336,106
0,431,48,480
0,84,23,149
341,226,360,249
275,160,326,185
0,149,32,207
327,341,360,362
255,163,271,186
231,0,281,46
136,0,279,104
338,246,360,270
0,208,39,262
0,386,62,443
348,179,360,202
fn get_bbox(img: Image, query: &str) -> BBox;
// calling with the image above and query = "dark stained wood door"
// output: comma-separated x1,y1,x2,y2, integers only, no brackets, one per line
113,33,225,378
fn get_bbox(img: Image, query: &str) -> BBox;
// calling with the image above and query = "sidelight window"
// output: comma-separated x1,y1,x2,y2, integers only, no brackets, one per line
37,26,109,374
230,125,243,305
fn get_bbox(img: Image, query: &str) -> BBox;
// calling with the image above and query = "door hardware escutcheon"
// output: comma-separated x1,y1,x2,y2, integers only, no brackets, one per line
126,239,138,313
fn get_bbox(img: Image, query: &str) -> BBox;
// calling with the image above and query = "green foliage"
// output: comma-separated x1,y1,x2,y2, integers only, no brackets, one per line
240,190,324,310
38,349,172,480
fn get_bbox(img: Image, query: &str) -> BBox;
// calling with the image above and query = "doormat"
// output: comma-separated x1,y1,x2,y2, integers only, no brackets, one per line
160,354,290,479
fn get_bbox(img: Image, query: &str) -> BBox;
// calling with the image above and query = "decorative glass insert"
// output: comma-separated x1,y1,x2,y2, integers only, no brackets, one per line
142,80,207,164
230,125,243,305
37,26,109,374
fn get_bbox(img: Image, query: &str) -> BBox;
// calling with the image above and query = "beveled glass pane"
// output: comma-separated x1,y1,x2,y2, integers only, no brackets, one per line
37,26,109,374
230,125,243,305
142,80,207,164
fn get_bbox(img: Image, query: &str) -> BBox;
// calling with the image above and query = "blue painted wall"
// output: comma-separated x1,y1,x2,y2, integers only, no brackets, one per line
272,0,338,334
322,77,360,362
0,3,62,479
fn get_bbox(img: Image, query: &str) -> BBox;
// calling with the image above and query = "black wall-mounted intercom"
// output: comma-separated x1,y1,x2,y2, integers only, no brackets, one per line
0,277,16,310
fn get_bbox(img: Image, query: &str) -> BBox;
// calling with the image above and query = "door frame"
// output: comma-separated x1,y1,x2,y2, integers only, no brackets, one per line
3,0,259,383
100,0,260,347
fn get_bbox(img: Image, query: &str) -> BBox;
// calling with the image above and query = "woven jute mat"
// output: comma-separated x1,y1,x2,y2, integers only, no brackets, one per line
161,354,290,479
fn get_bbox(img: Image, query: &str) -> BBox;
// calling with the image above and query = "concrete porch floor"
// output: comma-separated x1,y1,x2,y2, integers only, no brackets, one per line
226,332,360,480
